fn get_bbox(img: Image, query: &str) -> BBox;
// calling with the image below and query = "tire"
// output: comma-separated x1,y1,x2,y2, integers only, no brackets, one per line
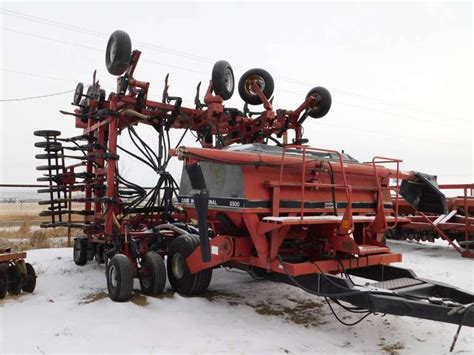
0,264,8,299
99,89,106,103
167,234,212,296
105,30,132,76
86,242,96,261
247,266,268,280
306,86,332,118
22,263,37,293
73,238,88,266
238,68,274,105
106,254,134,302
73,82,84,105
139,252,166,296
95,244,105,264
7,264,22,295
212,60,234,100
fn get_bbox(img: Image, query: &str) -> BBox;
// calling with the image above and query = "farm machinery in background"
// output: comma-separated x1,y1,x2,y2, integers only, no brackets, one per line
386,184,474,258
34,30,473,335
0,248,36,299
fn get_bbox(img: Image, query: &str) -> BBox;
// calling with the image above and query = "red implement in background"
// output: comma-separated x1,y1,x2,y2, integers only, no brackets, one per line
388,184,474,258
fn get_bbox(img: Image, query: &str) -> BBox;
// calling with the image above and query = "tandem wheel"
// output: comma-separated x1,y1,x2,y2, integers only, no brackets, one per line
106,254,134,302
0,261,36,298
139,252,166,296
7,264,22,295
22,262,37,293
167,234,212,296
73,237,88,266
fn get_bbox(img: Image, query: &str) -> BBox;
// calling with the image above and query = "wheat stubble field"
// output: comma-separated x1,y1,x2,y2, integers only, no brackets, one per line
0,202,80,250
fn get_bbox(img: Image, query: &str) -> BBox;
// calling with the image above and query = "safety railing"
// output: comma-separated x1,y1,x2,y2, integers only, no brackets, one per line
276,146,353,229
370,156,402,230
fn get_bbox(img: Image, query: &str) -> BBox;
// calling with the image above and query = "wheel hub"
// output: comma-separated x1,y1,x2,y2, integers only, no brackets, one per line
140,265,151,288
309,93,322,109
109,264,117,288
109,40,117,63
171,253,185,279
245,75,265,95
224,68,234,92
74,241,81,259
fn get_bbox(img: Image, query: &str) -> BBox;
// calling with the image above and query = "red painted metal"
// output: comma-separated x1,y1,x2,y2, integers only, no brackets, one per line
36,38,442,289
392,183,474,258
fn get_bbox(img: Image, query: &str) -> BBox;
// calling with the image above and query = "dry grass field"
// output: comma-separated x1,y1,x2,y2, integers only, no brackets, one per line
0,202,80,251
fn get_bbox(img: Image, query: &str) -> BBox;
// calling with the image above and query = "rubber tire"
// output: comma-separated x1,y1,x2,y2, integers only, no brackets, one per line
238,68,274,105
105,30,132,76
248,266,268,280
22,263,36,293
95,244,105,264
106,254,134,302
73,238,88,266
306,86,332,118
99,89,106,103
167,234,212,296
139,252,166,296
73,82,84,105
86,242,96,261
212,60,234,100
7,264,22,295
0,264,8,299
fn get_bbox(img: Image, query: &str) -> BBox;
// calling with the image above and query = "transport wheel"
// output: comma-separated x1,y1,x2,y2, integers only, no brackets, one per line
73,238,88,266
167,234,212,296
86,242,96,261
22,263,37,293
238,68,274,105
99,89,107,103
7,264,22,295
95,244,105,264
139,252,166,296
212,60,234,100
73,82,84,105
106,254,133,302
0,264,8,299
247,266,268,280
105,30,132,76
306,86,332,118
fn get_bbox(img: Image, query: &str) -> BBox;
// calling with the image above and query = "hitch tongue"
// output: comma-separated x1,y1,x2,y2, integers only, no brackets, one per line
185,163,211,262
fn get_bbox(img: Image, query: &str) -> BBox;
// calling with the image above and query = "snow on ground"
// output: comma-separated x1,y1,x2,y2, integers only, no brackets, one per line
0,240,473,354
